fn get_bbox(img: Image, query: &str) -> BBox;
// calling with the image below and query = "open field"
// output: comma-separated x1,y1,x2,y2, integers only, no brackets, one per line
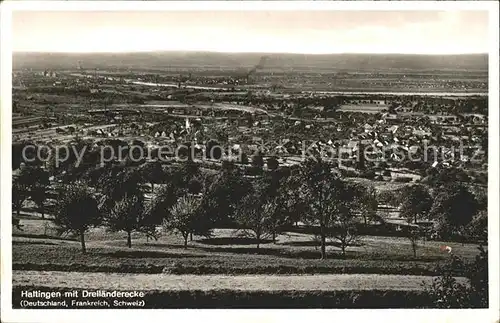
11,241,452,276
13,271,468,291
339,104,387,113
13,217,481,278
13,52,488,73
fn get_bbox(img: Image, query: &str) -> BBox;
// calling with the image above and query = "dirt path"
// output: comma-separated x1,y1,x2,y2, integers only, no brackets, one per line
13,271,468,291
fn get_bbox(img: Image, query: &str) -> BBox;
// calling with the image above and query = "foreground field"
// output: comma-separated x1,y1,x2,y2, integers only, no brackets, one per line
13,217,482,277
12,215,481,309
14,217,482,260
13,271,468,291
13,242,451,276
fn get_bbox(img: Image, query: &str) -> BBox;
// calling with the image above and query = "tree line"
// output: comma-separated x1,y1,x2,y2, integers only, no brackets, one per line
13,153,486,258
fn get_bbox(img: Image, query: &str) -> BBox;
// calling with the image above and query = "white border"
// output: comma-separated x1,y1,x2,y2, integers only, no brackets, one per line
1,2,499,323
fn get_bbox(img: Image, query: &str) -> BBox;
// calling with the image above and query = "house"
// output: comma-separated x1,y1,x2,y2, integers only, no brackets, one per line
383,219,419,233
388,125,399,133
347,140,359,152
412,128,431,137
395,106,412,113
273,144,288,155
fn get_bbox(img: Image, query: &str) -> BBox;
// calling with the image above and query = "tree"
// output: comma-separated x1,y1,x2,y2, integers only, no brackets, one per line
31,184,48,219
471,186,487,212
407,226,421,258
107,194,145,248
239,152,249,165
27,166,50,218
399,184,432,224
49,137,98,179
145,179,187,241
255,170,291,242
466,245,488,307
282,167,308,226
99,167,147,218
141,201,162,243
187,177,203,195
178,160,200,185
149,181,185,216
236,190,273,249
251,151,264,169
299,158,357,259
206,139,222,160
12,181,29,217
356,141,366,171
266,156,279,170
424,167,471,188
12,142,42,169
466,210,487,243
329,183,361,257
235,170,291,247
53,183,101,253
140,161,165,192
377,189,400,208
12,166,49,217
200,166,251,227
430,183,478,239
330,206,359,257
353,184,378,225
164,196,212,247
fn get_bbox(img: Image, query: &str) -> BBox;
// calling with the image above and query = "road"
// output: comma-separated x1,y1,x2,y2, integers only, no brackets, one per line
12,271,468,291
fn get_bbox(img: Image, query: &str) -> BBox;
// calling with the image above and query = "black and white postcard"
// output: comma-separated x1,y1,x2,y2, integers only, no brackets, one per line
1,2,498,323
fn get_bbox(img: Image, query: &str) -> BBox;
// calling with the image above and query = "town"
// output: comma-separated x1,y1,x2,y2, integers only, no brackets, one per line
11,51,489,309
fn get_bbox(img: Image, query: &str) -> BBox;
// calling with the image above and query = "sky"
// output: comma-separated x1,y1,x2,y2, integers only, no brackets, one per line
12,10,489,54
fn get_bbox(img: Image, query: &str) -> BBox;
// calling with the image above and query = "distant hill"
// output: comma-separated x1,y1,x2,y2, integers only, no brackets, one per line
12,51,488,73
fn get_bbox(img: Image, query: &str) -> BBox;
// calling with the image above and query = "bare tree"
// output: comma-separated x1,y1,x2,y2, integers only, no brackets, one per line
164,196,212,248
407,226,421,258
107,194,144,248
329,204,360,257
236,192,274,249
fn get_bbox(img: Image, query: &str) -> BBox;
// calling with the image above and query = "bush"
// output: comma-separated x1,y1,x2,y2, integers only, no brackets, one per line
393,177,413,183
341,169,358,177
360,170,376,179
382,169,391,176
425,271,470,308
425,246,488,308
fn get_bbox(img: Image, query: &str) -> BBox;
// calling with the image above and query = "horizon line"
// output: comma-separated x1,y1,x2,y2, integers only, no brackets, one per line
12,50,489,56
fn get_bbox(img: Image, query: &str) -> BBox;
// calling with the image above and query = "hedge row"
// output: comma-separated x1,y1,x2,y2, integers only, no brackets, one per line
13,262,442,276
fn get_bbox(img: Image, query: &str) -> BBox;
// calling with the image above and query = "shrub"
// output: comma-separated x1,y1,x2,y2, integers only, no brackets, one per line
360,170,376,179
425,246,488,308
393,177,412,183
